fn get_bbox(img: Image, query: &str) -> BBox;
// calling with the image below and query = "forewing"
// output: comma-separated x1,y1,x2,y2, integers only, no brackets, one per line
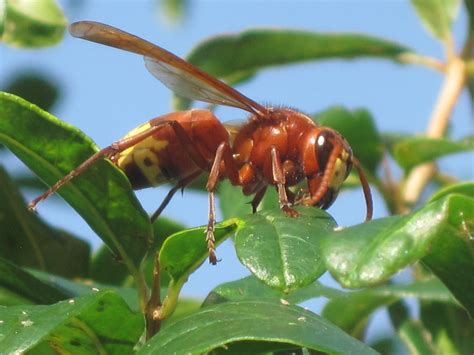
144,58,252,109
69,21,267,116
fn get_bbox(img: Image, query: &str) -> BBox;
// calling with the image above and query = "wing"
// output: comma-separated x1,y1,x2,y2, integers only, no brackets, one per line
69,21,268,117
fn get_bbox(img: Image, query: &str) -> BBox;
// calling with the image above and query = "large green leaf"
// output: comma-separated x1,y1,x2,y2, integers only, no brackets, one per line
0,291,143,353
31,268,202,322
174,29,411,110
322,279,458,338
0,258,70,306
411,0,461,42
393,135,474,171
315,106,383,174
1,0,66,48
235,207,336,292
0,92,151,278
0,165,90,278
139,301,377,354
323,194,474,314
203,275,344,307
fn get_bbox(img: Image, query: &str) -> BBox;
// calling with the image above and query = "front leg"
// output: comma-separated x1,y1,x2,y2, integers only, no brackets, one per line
270,147,299,218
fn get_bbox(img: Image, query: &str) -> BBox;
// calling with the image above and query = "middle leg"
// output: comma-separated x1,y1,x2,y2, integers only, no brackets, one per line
205,141,239,264
271,147,299,217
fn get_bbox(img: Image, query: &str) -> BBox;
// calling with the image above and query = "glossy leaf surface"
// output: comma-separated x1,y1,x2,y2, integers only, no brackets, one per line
203,275,343,307
0,291,143,353
429,181,474,202
139,301,377,354
235,207,336,292
0,92,151,274
159,219,238,283
323,194,474,314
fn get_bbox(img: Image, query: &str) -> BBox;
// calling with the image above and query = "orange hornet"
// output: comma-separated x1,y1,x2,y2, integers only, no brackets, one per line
29,21,373,264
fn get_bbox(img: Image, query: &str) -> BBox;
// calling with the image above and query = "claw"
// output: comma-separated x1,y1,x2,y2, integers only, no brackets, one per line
282,205,299,218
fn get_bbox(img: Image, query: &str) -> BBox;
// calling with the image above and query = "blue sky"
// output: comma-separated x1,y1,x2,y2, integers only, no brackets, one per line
1,0,472,343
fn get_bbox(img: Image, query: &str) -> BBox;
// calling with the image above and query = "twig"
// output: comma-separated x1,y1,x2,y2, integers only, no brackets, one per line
145,253,162,340
398,53,445,72
402,57,466,206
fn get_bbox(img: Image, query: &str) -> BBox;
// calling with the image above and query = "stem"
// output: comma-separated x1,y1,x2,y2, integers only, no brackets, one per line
398,53,445,72
145,253,162,340
159,278,186,319
380,153,405,215
402,57,467,206
135,270,149,315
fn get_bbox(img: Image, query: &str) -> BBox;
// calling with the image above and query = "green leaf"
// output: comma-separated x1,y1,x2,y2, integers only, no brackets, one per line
0,92,152,278
429,181,474,202
203,275,344,307
0,258,70,306
322,279,458,338
218,179,279,220
315,106,383,174
89,245,129,286
393,135,474,171
235,207,336,292
160,0,189,26
0,165,90,278
139,301,377,354
29,269,143,312
2,0,67,48
174,29,411,110
420,301,474,354
0,291,143,353
158,219,237,319
3,71,61,112
160,219,238,283
323,194,474,314
398,320,436,354
467,0,474,31
411,0,461,42
90,217,186,287
381,132,412,154
421,195,474,315
12,172,47,190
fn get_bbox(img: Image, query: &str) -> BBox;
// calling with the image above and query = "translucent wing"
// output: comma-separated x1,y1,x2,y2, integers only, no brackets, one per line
69,21,268,117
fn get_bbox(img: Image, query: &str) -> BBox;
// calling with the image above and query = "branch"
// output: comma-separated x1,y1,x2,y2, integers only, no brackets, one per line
402,57,466,206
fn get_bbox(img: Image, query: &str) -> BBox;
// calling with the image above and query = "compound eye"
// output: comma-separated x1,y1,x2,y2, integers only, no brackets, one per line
316,187,339,209
344,155,353,179
316,131,334,173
